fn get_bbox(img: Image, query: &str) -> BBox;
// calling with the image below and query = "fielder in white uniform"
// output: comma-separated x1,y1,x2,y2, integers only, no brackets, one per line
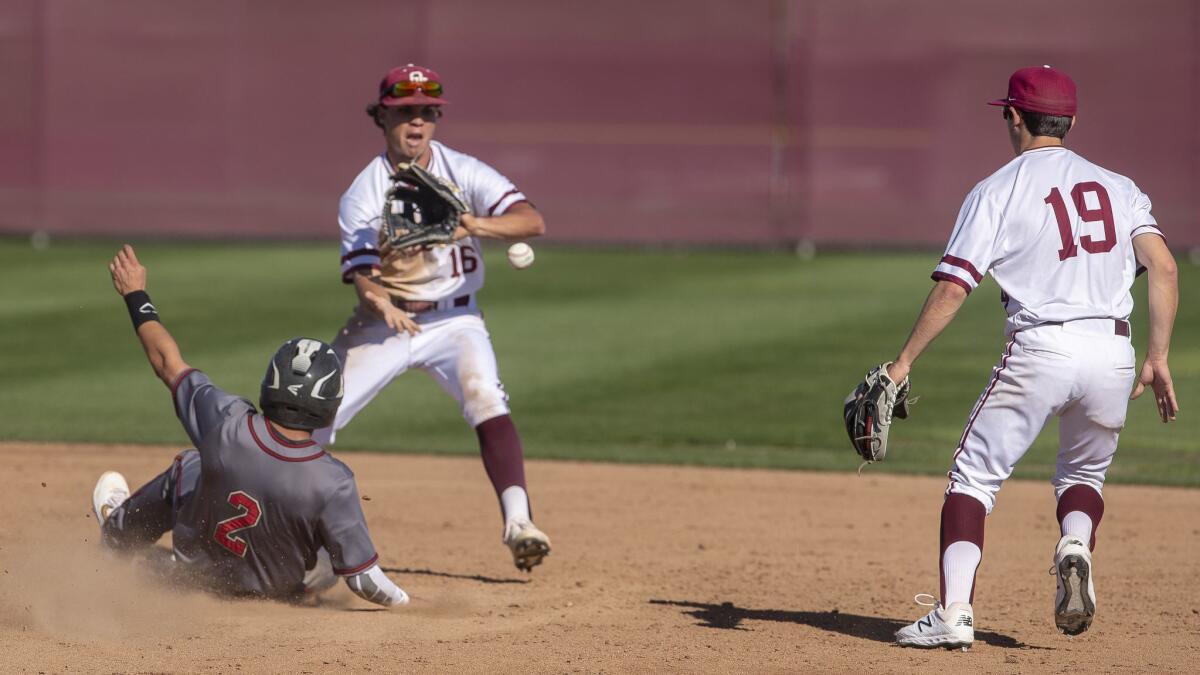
314,64,551,572
889,66,1179,648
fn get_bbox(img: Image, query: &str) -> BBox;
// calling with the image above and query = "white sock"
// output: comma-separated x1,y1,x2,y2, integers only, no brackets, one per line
500,485,530,523
942,541,982,607
1060,511,1093,544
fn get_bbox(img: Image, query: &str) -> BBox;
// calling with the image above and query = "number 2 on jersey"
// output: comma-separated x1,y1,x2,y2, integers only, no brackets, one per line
1044,181,1116,261
213,490,262,557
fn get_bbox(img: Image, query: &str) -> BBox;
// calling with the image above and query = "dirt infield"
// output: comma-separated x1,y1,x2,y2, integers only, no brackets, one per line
0,442,1196,673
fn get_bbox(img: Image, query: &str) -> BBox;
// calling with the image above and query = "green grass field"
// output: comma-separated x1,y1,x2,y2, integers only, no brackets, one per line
3,239,1196,486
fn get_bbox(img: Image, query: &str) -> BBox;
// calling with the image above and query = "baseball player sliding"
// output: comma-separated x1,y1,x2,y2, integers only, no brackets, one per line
314,64,551,571
93,245,410,607
886,66,1179,648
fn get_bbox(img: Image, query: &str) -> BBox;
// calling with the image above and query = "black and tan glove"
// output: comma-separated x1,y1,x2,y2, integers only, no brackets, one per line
381,162,470,251
843,362,912,465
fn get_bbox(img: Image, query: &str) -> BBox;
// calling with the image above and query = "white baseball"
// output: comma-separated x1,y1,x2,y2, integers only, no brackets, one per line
507,242,535,269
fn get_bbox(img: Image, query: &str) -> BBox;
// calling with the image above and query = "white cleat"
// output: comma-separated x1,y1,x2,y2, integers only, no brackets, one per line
92,471,130,526
1052,535,1096,636
895,601,974,649
503,519,551,572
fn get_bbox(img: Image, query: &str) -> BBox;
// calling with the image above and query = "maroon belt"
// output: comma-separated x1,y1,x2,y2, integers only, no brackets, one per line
391,295,471,313
1041,319,1130,337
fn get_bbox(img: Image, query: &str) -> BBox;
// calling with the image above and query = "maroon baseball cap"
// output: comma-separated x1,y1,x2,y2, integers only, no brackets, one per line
378,64,449,106
988,65,1076,116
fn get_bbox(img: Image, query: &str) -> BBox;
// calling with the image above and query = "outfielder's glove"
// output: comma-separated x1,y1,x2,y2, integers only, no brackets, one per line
843,362,913,464
381,162,470,251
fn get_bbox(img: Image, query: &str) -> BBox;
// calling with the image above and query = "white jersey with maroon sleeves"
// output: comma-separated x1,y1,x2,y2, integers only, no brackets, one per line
337,141,528,301
932,146,1163,333
937,144,1159,515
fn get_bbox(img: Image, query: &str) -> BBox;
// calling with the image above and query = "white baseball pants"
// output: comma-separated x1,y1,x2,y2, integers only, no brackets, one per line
947,318,1136,513
314,306,510,445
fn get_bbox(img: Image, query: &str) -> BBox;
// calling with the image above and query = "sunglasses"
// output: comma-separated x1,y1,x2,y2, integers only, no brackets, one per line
1002,106,1013,120
386,105,442,122
383,80,444,99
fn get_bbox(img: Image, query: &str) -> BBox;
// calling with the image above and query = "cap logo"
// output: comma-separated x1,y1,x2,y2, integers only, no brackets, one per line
408,71,428,83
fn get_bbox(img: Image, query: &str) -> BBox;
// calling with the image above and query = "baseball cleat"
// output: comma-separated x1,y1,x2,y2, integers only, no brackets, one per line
92,471,130,526
1052,535,1096,635
895,601,974,649
503,519,551,572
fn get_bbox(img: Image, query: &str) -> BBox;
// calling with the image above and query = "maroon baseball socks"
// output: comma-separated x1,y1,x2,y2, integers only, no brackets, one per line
937,486,1103,609
939,492,987,607
1056,484,1104,551
476,414,531,523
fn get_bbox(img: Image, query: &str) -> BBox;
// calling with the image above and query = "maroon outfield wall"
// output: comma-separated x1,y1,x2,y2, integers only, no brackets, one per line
1,0,1197,246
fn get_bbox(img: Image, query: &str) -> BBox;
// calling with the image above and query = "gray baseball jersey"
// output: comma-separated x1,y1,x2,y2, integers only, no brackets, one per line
170,369,378,597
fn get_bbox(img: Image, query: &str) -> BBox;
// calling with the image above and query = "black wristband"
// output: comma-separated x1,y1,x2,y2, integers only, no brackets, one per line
123,290,160,330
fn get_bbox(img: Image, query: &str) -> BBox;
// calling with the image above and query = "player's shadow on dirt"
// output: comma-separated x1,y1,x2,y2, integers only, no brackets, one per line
649,599,1052,650
382,566,529,585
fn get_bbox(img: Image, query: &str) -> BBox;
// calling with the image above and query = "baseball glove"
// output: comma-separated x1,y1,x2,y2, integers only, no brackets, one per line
381,162,470,251
843,362,913,464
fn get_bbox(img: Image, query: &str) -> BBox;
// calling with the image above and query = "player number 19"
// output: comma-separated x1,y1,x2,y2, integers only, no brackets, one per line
1044,182,1116,261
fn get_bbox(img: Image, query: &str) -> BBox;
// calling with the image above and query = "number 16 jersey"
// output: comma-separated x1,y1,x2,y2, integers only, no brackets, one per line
337,141,529,301
932,146,1163,333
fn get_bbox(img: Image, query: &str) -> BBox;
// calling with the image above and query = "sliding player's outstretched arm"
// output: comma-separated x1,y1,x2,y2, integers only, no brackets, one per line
109,244,192,387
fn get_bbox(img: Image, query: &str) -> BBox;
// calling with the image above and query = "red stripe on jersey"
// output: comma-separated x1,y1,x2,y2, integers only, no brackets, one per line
487,190,521,216
334,552,380,576
341,263,380,283
503,198,533,214
1131,224,1165,238
340,247,380,264
940,255,983,282
265,419,318,448
931,271,973,294
170,368,200,403
246,415,325,462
